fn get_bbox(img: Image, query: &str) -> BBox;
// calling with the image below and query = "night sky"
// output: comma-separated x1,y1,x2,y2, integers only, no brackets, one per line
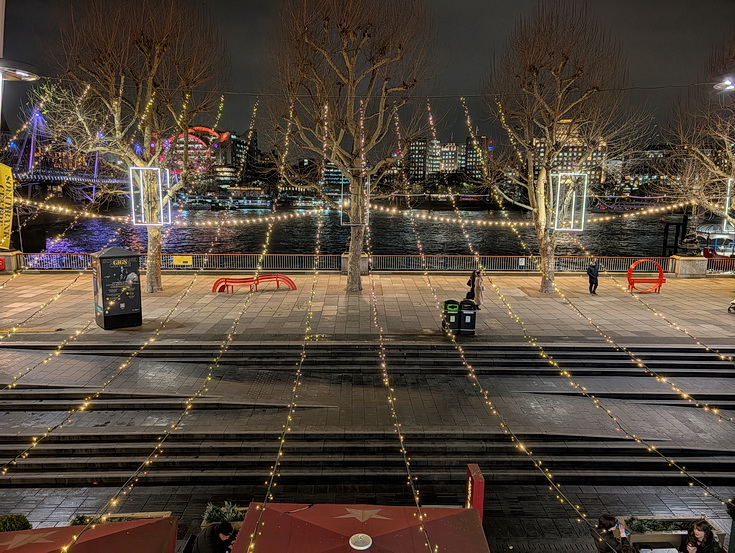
4,0,735,141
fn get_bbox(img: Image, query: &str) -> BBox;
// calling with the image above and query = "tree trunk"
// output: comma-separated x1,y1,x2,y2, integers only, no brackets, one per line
537,225,556,294
145,225,163,293
345,178,365,292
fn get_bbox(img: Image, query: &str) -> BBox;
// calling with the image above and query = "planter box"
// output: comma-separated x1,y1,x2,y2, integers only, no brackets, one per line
68,511,172,526
624,517,726,551
200,507,247,530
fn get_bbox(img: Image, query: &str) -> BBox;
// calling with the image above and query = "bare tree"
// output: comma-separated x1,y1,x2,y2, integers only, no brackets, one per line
271,0,431,291
486,1,646,293
670,37,735,232
42,0,226,292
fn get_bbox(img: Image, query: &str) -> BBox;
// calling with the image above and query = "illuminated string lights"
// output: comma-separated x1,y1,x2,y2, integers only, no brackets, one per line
455,100,735,506
566,235,735,422
14,199,130,222
0,273,84,342
49,189,286,553
246,116,324,553
461,99,735,428
400,105,601,533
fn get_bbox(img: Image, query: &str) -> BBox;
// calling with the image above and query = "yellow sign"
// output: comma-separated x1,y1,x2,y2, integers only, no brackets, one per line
173,255,193,266
0,164,13,250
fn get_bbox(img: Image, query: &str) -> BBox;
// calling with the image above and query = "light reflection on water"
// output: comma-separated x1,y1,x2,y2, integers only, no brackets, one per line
42,209,683,257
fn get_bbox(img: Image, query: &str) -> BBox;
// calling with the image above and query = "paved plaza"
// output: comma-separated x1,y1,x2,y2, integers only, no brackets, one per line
0,271,734,552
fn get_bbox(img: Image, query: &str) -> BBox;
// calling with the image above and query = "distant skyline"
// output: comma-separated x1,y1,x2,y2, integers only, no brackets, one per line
4,0,735,142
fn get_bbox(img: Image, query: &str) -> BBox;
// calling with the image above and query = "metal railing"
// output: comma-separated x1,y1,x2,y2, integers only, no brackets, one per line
20,253,680,273
707,257,735,274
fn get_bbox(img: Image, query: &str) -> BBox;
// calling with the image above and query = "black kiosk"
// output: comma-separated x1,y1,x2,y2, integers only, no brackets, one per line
92,247,142,330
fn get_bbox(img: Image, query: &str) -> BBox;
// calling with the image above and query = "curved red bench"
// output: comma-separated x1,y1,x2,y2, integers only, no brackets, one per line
212,273,297,293
627,259,666,294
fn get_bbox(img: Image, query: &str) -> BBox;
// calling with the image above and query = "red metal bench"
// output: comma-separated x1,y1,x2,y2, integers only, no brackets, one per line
627,259,666,294
212,274,297,293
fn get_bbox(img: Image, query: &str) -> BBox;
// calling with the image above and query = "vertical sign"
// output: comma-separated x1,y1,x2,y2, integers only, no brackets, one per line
465,463,485,521
0,163,13,249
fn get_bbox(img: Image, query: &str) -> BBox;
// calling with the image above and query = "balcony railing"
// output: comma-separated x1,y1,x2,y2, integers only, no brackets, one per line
20,253,681,273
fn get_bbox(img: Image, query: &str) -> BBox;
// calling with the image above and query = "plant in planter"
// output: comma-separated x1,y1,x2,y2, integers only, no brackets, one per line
202,502,247,529
0,514,32,532
68,515,137,526
624,516,726,550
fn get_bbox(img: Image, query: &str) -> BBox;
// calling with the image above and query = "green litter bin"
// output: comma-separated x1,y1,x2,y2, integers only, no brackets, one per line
442,299,460,332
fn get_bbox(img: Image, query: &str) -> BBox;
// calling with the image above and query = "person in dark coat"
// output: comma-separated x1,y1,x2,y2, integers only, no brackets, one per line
466,271,476,300
680,520,718,553
192,521,234,553
591,514,630,553
587,261,599,295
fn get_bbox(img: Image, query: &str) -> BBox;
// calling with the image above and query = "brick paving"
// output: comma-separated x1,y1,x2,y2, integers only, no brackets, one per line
0,272,734,551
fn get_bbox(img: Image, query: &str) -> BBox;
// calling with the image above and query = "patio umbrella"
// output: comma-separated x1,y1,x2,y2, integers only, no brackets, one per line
231,503,490,553
0,516,177,553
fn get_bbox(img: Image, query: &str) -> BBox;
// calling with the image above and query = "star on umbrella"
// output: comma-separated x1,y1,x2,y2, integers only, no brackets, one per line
335,509,391,523
0,530,60,550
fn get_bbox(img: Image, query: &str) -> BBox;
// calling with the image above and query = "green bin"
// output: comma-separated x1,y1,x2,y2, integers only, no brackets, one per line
442,299,460,332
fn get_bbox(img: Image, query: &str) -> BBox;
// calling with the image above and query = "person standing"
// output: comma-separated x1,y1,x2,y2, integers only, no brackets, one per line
587,262,599,295
472,270,484,308
466,271,476,300
192,521,235,553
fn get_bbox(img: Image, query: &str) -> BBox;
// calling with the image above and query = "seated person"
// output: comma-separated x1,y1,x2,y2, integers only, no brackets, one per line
680,520,718,553
192,521,235,553
592,513,630,553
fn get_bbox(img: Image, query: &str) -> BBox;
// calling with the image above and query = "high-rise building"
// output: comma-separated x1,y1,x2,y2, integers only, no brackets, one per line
440,143,463,173
322,161,350,193
407,137,440,188
532,120,607,185
465,135,488,179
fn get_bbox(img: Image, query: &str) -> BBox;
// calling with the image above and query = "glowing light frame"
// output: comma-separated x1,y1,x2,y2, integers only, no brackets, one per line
129,166,172,226
724,178,735,234
550,172,588,232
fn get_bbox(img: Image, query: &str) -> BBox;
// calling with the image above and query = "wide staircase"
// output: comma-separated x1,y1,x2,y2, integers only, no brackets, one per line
0,343,733,505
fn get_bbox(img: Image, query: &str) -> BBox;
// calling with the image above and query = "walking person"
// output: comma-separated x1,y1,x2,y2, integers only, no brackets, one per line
466,271,476,300
587,261,599,295
472,270,484,308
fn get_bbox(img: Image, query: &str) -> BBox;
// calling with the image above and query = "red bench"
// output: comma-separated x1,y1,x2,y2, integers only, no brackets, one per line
627,259,666,294
212,274,297,293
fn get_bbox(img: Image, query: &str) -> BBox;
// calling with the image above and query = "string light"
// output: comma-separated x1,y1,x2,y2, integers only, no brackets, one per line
51,174,286,552
565,234,735,424
456,99,735,506
246,109,324,553
400,104,603,536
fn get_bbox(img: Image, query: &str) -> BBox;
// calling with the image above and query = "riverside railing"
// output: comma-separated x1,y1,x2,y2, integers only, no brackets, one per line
19,253,684,273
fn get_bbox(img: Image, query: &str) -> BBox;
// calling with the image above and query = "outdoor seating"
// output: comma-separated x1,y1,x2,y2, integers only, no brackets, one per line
211,273,297,293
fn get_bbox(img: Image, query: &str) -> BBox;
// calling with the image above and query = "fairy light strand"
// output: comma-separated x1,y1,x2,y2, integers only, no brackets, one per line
405,104,603,535
246,111,323,553
456,99,735,506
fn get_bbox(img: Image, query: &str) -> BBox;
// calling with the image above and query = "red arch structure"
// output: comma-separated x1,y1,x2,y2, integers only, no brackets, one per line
627,259,666,294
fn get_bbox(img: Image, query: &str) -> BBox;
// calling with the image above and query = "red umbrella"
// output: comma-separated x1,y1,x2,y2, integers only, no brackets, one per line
232,503,490,553
0,516,177,553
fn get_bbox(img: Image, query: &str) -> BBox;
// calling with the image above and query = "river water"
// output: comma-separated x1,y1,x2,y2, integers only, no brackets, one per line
41,208,684,257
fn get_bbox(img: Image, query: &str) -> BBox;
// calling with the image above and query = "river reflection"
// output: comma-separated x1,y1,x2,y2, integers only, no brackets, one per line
43,209,684,257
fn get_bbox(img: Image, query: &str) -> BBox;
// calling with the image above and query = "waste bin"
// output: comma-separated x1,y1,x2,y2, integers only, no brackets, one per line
92,247,142,330
459,299,478,335
441,299,460,332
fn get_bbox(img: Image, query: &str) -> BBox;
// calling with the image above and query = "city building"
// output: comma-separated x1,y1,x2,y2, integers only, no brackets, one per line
531,120,606,185
407,137,440,189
